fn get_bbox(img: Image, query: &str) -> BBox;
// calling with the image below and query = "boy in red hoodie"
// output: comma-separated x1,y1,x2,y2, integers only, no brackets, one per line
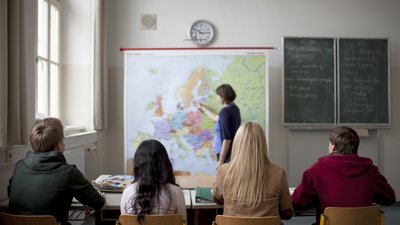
291,126,396,224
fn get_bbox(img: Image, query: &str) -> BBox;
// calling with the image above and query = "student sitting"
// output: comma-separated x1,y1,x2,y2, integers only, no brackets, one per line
292,126,396,224
120,139,187,223
8,117,105,225
212,121,293,219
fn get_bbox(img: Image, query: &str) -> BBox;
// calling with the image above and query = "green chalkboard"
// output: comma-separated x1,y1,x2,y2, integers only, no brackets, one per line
338,38,389,124
283,37,336,124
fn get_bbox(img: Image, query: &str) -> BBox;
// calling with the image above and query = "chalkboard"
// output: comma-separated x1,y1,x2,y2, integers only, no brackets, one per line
283,37,336,124
338,38,389,124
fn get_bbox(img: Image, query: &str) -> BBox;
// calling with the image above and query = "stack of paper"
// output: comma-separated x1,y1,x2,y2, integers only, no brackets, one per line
95,175,133,192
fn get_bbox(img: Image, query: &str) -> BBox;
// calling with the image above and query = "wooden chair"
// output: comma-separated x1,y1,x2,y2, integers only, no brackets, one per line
173,170,191,176
0,212,58,225
214,215,281,225
117,214,184,225
320,205,384,225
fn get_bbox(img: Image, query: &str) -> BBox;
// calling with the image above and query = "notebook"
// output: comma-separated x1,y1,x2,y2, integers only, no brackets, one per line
195,187,213,203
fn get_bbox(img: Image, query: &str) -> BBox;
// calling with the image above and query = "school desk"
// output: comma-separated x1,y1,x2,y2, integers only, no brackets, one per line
190,189,222,225
96,174,215,190
175,175,215,189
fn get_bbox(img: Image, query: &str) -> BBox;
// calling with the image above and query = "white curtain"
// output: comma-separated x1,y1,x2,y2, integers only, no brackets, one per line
92,0,108,130
0,0,28,147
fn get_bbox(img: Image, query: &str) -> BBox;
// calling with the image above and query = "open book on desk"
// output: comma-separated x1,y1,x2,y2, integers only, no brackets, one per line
195,187,213,203
95,175,133,192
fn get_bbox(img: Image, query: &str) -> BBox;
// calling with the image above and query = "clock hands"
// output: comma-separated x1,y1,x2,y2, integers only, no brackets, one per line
191,28,211,35
198,30,211,35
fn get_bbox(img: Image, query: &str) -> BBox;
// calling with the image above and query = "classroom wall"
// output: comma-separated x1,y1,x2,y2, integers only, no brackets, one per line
61,0,93,130
99,0,400,199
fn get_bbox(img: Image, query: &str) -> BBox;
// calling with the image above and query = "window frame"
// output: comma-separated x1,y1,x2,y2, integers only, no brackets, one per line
36,0,61,118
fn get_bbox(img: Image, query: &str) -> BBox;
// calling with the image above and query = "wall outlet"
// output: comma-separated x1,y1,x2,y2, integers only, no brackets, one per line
86,143,97,152
6,149,13,162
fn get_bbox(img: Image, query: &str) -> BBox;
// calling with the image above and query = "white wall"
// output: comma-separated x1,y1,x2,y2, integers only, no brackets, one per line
61,0,93,130
101,0,400,199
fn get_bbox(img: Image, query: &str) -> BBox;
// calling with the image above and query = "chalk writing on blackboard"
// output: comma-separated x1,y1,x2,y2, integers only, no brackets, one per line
283,37,389,126
338,38,389,124
284,37,335,124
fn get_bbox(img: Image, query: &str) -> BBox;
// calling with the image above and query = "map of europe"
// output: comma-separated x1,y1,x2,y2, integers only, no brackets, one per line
124,50,268,175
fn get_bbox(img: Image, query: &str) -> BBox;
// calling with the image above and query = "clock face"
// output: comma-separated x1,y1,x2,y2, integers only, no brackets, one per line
189,20,215,46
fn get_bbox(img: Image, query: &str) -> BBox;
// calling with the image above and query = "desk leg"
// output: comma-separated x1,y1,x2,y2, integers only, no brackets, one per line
194,209,199,225
95,210,102,225
95,209,119,225
193,208,217,225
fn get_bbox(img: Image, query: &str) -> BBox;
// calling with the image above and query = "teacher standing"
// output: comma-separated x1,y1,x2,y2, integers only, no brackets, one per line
196,84,241,169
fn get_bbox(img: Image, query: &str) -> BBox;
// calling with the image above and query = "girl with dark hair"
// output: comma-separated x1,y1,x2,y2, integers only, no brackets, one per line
120,139,187,223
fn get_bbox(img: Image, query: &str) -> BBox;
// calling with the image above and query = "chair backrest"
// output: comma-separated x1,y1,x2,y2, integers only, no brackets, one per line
320,205,384,225
117,214,184,225
0,212,58,225
173,170,191,176
215,215,281,225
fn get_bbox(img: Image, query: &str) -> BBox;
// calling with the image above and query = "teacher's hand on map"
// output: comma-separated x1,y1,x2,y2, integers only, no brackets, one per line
193,100,205,112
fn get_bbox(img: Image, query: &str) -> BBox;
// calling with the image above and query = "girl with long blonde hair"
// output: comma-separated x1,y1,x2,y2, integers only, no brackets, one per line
212,121,293,219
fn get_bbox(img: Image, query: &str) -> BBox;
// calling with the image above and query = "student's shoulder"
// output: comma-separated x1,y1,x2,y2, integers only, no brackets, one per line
63,163,90,180
218,163,230,174
166,183,184,198
167,183,183,192
267,163,286,176
64,163,83,172
15,158,26,167
122,182,137,195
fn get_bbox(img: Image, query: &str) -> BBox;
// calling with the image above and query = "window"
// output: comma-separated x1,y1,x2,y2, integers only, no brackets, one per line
37,0,60,117
35,0,95,135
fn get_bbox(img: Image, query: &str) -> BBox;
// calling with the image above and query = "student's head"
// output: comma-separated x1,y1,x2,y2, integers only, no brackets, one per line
231,121,269,164
328,126,359,154
216,84,236,104
224,121,270,207
133,139,175,182
29,117,65,153
132,139,177,222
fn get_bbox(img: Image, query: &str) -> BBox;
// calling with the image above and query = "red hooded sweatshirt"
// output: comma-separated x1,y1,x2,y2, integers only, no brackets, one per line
291,153,396,224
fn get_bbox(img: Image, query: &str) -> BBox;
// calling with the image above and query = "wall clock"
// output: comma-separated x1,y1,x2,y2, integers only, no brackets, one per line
188,20,215,47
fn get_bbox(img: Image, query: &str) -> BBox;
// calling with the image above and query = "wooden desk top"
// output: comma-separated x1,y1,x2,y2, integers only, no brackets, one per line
92,174,213,210
175,175,215,190
99,190,192,210
96,175,215,191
